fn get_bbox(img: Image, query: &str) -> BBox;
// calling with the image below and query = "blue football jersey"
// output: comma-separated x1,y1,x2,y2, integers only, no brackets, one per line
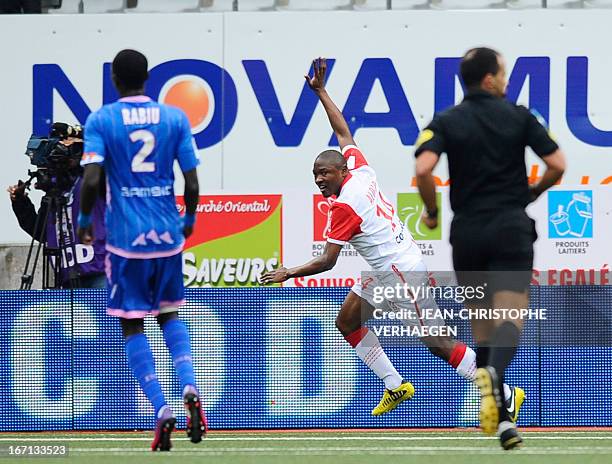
82,96,199,258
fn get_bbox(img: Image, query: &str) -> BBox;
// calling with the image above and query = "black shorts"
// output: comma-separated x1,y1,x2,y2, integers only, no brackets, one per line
450,208,536,299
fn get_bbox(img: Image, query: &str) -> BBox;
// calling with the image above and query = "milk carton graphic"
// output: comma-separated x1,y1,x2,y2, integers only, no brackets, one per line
548,191,593,239
549,204,571,237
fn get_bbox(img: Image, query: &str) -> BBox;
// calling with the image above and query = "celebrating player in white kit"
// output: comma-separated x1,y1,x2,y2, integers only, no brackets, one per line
260,58,524,418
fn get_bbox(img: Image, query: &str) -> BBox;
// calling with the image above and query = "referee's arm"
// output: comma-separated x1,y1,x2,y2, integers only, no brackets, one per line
414,123,445,229
415,150,440,228
523,108,567,201
530,149,566,201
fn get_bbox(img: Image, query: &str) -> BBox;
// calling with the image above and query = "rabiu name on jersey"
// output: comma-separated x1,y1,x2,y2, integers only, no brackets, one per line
122,107,160,126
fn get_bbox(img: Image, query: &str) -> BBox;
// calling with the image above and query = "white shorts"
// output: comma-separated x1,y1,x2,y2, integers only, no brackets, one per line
352,259,445,329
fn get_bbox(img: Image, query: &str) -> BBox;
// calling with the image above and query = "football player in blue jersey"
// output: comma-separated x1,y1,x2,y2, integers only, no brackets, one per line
77,49,206,452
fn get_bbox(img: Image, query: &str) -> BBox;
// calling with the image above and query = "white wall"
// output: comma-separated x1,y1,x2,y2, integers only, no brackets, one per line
1,11,610,279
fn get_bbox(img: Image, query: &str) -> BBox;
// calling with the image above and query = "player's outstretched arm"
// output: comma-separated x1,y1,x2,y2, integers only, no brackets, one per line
259,242,342,284
182,168,199,238
305,57,355,151
78,163,104,245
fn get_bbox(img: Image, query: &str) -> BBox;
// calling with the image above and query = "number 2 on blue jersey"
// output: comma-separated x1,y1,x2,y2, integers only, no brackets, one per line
130,129,156,173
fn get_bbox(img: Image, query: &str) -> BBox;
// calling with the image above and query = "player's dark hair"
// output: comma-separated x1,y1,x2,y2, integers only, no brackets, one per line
460,47,500,90
316,150,347,169
112,49,149,90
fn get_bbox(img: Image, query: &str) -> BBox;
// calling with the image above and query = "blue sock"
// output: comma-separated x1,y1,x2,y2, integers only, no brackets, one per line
161,319,196,392
124,333,167,415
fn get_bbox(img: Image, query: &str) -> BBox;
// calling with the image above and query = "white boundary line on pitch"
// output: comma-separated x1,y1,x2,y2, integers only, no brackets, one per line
69,453,612,456
70,446,612,451
3,431,611,437
1,436,612,442
62,446,612,456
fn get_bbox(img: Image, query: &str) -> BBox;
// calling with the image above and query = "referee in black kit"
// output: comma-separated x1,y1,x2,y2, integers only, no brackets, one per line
414,47,566,449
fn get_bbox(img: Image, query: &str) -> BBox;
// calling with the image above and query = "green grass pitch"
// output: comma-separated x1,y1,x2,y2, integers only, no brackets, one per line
1,430,611,464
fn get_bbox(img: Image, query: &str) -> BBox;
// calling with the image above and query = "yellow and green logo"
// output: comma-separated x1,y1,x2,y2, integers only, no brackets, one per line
178,195,282,287
397,193,441,240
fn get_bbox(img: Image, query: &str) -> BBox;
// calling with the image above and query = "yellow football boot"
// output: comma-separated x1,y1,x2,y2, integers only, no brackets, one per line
506,386,526,424
475,367,501,436
371,381,415,416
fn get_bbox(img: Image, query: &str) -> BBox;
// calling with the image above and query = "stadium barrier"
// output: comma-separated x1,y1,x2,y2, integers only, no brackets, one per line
1,287,610,431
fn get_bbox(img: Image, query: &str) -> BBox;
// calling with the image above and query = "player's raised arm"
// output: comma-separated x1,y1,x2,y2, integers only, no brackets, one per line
305,57,355,150
259,242,342,284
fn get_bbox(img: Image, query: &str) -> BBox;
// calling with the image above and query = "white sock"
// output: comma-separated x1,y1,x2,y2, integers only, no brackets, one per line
504,383,511,401
452,345,512,401
455,345,477,381
351,329,402,390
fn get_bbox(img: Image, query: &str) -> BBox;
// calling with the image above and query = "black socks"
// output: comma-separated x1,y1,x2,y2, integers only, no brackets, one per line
489,322,521,377
476,344,490,368
489,322,521,422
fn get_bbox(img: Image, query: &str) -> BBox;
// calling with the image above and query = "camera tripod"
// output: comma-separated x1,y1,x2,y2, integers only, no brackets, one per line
20,186,82,290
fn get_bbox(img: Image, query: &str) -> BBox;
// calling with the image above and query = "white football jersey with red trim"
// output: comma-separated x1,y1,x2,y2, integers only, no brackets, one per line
326,145,422,270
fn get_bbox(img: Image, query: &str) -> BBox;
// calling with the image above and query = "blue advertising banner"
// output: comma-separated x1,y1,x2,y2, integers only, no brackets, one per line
0,288,610,431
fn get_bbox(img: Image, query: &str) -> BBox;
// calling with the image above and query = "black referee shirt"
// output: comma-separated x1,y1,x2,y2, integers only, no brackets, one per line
415,90,559,216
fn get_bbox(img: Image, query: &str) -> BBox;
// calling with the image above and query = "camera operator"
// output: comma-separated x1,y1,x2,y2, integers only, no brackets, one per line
0,0,42,14
8,123,106,288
